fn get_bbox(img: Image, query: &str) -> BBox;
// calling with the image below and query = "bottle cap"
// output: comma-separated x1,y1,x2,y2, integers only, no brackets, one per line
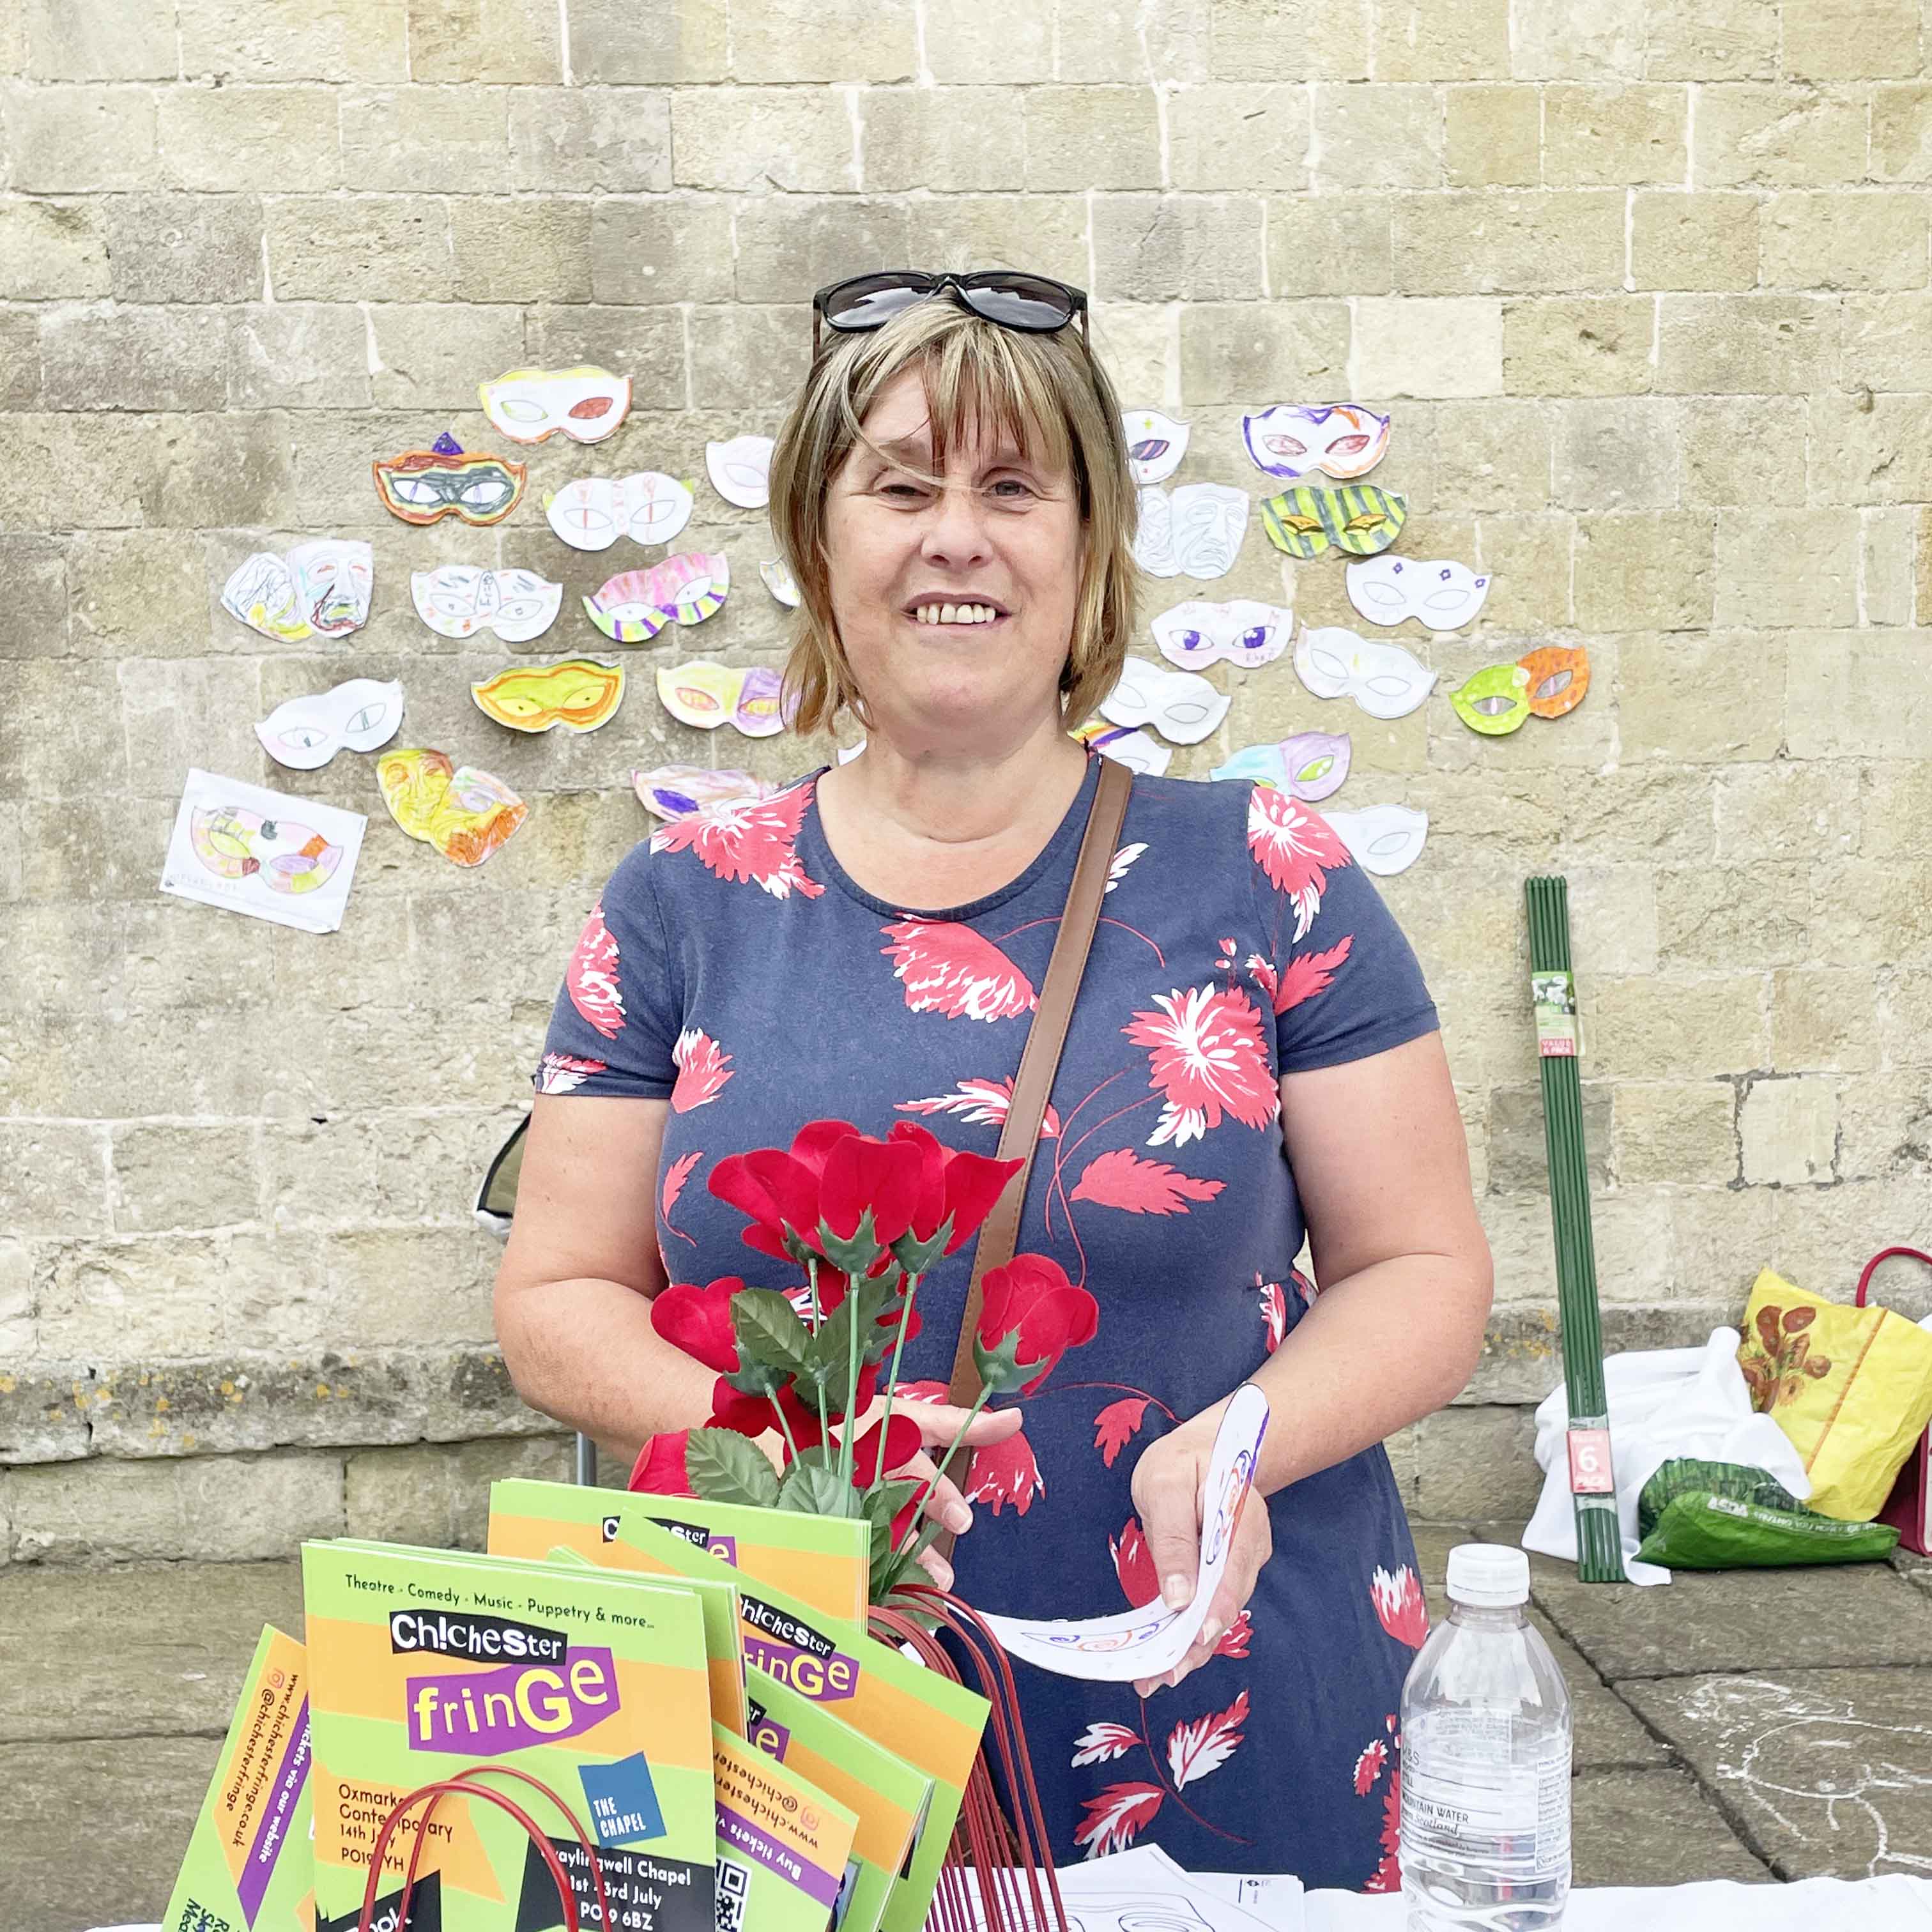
1445,1542,1531,1608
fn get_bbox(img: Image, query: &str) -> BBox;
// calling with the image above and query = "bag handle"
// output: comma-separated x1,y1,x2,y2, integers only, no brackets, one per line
1856,1246,1932,1308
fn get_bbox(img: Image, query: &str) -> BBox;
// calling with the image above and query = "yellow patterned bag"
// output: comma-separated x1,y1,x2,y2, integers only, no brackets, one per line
1737,1268,1932,1521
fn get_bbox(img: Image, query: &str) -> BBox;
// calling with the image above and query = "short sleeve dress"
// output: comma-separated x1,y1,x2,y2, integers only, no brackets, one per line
535,751,1441,1889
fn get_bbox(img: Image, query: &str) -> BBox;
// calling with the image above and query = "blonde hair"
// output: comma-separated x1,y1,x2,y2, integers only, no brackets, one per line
768,299,1138,740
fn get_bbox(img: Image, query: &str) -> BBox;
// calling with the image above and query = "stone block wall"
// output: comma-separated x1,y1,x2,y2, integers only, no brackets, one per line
4,0,1931,1554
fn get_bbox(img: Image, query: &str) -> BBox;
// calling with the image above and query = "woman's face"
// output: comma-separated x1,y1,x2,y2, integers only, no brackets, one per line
822,364,1084,749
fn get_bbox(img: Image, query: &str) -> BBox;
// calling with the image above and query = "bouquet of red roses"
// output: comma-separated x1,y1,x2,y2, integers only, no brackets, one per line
632,1117,1099,1604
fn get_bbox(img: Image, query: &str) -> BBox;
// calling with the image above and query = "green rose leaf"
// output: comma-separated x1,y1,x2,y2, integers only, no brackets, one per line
730,1289,813,1390
778,1456,863,1519
684,1427,780,1509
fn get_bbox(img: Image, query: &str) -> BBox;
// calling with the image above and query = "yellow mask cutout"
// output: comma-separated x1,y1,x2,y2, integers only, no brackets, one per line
376,747,527,867
471,659,625,735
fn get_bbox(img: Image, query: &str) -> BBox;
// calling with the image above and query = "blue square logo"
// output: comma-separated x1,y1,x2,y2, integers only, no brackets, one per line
578,1753,666,1847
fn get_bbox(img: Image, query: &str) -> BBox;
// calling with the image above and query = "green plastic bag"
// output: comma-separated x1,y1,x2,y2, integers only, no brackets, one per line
1634,1457,1899,1569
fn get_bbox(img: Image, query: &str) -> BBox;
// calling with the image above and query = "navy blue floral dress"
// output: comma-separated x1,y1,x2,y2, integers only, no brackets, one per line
536,751,1440,1887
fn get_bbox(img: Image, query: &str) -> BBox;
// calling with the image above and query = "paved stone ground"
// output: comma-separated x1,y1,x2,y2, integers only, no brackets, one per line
3,1538,1930,1928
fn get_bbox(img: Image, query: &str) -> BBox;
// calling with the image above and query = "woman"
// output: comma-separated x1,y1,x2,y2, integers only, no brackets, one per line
494,270,1493,1886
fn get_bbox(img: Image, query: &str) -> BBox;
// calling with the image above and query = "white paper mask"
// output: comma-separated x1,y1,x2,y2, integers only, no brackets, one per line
1099,656,1230,746
254,677,403,770
1346,555,1491,634
1137,483,1250,581
544,473,694,551
706,434,775,509
222,541,373,642
1075,720,1174,776
1211,732,1351,802
1292,625,1436,720
1322,803,1429,876
1132,486,1179,577
478,365,631,445
760,558,801,608
1122,408,1190,485
410,565,562,643
1151,599,1292,671
1241,403,1391,481
584,554,729,643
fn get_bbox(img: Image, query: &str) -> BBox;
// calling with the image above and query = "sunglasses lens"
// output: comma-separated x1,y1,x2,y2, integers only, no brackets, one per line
822,273,938,331
962,273,1077,330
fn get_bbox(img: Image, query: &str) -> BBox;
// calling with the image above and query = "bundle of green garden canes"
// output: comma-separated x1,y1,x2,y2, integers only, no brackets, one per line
1526,876,1627,1583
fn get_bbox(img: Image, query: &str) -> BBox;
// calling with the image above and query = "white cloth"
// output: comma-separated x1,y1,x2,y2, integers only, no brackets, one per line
1522,1325,1813,1586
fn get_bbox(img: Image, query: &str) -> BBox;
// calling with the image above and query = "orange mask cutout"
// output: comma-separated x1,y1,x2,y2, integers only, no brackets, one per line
1518,645,1590,718
377,747,527,866
471,659,625,734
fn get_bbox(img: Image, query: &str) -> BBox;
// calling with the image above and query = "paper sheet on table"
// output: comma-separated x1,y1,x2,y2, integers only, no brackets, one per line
980,1384,1268,1682
159,769,365,935
952,1844,1298,1932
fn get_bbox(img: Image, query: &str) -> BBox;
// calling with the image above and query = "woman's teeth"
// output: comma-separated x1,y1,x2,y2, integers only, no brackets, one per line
912,603,999,625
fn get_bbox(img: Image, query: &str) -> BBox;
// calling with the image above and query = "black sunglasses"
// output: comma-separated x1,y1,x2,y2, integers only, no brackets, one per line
811,270,1089,355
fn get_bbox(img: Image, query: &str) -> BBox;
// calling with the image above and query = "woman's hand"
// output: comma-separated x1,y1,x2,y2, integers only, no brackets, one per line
1128,1414,1273,1697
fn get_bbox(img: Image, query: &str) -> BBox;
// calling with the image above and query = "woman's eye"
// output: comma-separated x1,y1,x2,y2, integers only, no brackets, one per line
990,478,1033,498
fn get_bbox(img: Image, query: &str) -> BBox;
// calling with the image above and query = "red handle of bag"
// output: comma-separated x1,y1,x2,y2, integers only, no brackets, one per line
1855,1246,1932,1307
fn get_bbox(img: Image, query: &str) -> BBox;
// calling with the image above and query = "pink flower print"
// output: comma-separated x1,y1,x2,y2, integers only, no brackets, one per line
1353,1737,1388,1797
896,1076,1061,1138
1123,983,1279,1147
1075,1782,1164,1858
1070,1147,1225,1215
1370,1565,1429,1649
567,901,625,1039
649,782,825,900
1246,783,1350,940
1256,1276,1286,1353
1167,1688,1249,1788
670,1028,733,1112
1094,1397,1151,1468
964,1422,1045,1516
1245,953,1278,1003
880,921,1036,1021
1273,935,1354,1015
537,1051,606,1094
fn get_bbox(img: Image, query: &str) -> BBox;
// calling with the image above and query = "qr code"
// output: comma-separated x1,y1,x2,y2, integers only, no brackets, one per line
715,1855,752,1932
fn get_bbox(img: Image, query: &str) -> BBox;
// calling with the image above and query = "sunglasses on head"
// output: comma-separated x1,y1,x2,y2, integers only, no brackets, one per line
811,269,1089,355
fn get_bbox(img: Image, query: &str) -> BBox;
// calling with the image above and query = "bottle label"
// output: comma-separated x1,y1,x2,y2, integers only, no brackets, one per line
1403,1715,1570,1881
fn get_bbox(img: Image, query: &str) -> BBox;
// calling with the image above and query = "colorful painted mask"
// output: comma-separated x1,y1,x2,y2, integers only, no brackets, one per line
478,365,631,445
471,659,625,735
1241,403,1391,481
372,441,525,526
1151,599,1293,671
1259,481,1407,559
1322,803,1428,877
1346,555,1491,632
1121,408,1190,486
1519,645,1590,718
1211,732,1351,803
544,472,694,551
632,764,778,821
1293,625,1436,719
1450,660,1533,735
376,747,527,866
410,565,563,644
1073,719,1173,777
1099,656,1230,746
656,661,787,738
584,553,730,643
188,806,344,895
254,677,403,770
1134,483,1250,580
760,558,802,608
221,540,373,642
705,434,775,509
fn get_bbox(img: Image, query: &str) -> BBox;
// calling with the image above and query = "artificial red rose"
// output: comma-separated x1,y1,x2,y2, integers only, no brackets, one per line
707,1377,774,1438
629,1430,694,1496
708,1146,825,1262
889,1480,933,1547
648,1276,746,1375
818,1131,923,1254
975,1253,1099,1396
885,1119,1022,1269
849,1412,923,1487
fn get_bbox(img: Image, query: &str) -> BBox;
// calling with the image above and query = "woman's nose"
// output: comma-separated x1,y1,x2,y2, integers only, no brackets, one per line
919,482,994,567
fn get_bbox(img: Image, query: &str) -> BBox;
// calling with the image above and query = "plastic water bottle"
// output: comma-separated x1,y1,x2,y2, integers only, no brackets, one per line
1400,1544,1572,1931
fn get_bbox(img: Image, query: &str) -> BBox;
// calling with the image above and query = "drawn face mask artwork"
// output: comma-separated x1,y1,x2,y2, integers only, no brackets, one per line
1241,403,1392,482
760,558,801,608
162,770,366,935
1450,659,1533,735
470,659,626,735
705,434,776,509
632,764,778,822
222,541,373,643
1322,803,1428,876
189,806,345,894
1151,599,1293,672
372,436,526,526
1074,719,1174,777
1259,481,1407,560
376,747,527,866
584,553,730,644
1292,625,1436,719
544,472,695,551
410,565,563,644
1518,644,1591,717
478,365,631,445
254,677,404,771
1211,732,1351,802
1098,656,1230,745
1346,556,1491,633
1121,408,1190,486
656,661,787,738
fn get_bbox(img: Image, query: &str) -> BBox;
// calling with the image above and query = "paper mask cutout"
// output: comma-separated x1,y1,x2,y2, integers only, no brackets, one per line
1322,803,1429,876
656,661,786,738
221,540,373,643
584,553,730,643
1211,732,1351,802
410,565,562,644
1450,659,1533,735
160,769,365,935
1151,599,1292,672
1241,402,1391,481
255,677,403,770
1293,625,1436,719
1099,656,1230,746
471,659,625,735
1259,480,1407,560
1121,408,1190,486
760,558,801,608
1073,719,1174,777
1133,483,1250,580
1346,555,1491,633
376,747,527,866
1519,644,1591,718
705,434,775,509
478,365,631,445
372,441,525,526
544,471,695,551
632,764,778,822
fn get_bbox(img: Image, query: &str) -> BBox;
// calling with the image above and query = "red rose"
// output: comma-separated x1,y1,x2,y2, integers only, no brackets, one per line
849,1412,923,1488
707,1377,774,1437
886,1121,1022,1269
975,1253,1099,1396
648,1276,745,1375
629,1430,694,1496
